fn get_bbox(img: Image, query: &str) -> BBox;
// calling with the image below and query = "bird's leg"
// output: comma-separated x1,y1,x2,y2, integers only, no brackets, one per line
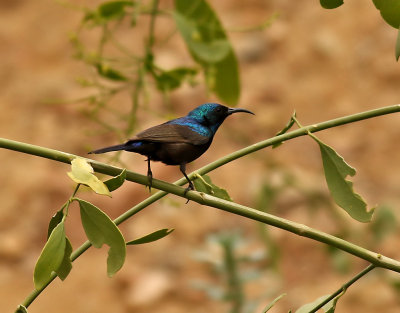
146,158,153,192
180,163,194,198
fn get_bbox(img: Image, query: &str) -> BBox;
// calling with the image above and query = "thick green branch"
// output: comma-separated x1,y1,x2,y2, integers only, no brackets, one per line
2,104,400,309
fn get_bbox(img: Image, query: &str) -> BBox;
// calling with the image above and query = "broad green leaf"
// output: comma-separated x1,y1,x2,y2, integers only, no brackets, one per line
67,158,111,197
34,222,66,290
127,228,174,245
154,67,197,92
373,0,400,28
15,305,28,313
95,63,127,81
372,0,382,9
396,28,400,61
320,0,344,9
296,294,340,313
77,199,126,276
56,237,73,281
193,174,232,201
104,169,127,192
262,293,286,312
98,1,133,20
174,0,240,105
211,51,240,106
47,208,64,239
173,12,230,63
312,136,374,222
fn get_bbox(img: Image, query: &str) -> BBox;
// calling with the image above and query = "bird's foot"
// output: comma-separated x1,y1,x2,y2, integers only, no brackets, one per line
147,170,153,192
183,181,195,204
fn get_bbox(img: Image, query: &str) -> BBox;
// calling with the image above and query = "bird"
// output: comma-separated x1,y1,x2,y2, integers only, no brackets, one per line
89,102,254,193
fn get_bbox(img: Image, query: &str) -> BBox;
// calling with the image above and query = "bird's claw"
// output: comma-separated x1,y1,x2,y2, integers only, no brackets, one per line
183,182,195,204
147,170,153,192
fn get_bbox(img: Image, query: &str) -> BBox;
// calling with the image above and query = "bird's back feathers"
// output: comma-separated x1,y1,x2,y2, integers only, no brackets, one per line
134,121,210,145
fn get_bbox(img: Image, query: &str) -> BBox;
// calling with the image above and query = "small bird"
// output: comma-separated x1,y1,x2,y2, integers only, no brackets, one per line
89,103,254,192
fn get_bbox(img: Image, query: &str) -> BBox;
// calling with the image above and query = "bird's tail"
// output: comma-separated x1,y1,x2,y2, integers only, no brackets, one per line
89,144,128,154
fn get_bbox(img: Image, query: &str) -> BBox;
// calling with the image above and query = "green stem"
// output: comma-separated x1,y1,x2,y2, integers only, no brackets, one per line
147,0,159,51
309,264,376,313
2,104,400,309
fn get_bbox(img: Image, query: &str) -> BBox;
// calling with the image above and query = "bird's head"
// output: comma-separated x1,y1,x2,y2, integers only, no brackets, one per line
188,103,254,133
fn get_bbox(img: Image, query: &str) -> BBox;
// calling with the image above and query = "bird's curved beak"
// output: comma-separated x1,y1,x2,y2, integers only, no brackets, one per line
227,107,255,115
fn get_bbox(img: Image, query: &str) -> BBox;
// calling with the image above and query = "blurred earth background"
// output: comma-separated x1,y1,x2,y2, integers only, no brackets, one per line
1,1,400,312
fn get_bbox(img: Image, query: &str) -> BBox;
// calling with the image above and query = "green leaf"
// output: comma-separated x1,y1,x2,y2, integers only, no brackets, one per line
67,158,111,197
312,136,374,222
34,222,66,290
95,63,127,81
323,296,340,313
296,294,340,313
173,12,230,63
372,0,382,9
211,51,240,106
193,174,232,201
174,0,240,105
98,1,133,20
396,28,400,61
15,305,28,313
154,67,198,91
373,0,400,28
262,293,286,312
127,228,174,245
56,237,73,281
76,199,126,276
47,208,64,239
320,0,344,9
104,169,127,192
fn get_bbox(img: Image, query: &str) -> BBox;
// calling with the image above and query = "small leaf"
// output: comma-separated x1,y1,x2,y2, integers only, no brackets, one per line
15,305,28,313
47,208,65,239
396,28,400,61
98,1,133,20
312,136,374,222
154,67,197,91
76,199,126,276
193,174,232,201
34,222,66,290
67,158,111,197
323,296,340,313
373,0,400,29
56,237,73,281
295,294,340,313
127,228,174,245
262,293,286,312
104,169,127,192
95,63,127,81
320,0,344,9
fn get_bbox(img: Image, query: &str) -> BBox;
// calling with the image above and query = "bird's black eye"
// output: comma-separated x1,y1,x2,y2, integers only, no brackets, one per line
216,107,222,112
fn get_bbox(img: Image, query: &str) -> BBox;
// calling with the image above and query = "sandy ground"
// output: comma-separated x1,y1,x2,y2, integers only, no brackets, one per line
1,1,400,312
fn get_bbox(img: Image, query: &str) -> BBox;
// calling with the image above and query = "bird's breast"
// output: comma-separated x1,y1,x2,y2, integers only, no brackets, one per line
154,142,212,165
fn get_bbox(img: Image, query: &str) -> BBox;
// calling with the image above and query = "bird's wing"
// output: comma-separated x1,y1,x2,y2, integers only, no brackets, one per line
133,123,210,145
